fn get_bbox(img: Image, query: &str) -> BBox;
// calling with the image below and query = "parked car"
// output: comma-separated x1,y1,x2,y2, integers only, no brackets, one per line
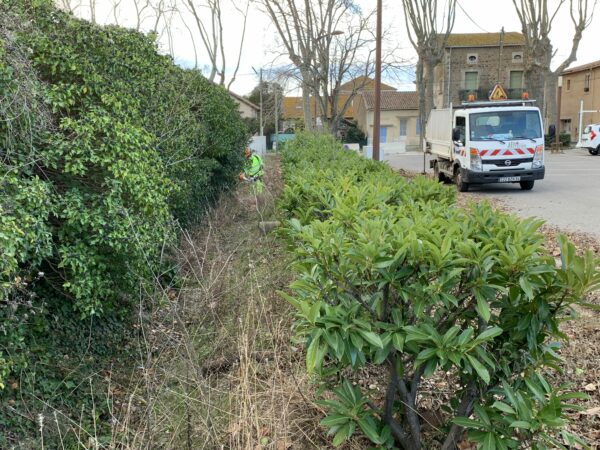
581,124,600,155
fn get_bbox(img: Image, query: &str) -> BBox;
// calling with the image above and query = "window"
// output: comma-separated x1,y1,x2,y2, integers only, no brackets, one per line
585,73,591,92
416,117,421,135
399,119,408,137
512,52,523,63
455,116,466,142
464,71,478,90
509,71,523,89
469,110,542,141
467,53,478,64
567,79,571,90
379,126,388,143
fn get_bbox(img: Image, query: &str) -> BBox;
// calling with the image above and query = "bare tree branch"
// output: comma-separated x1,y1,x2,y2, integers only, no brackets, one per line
512,0,597,131
182,0,249,86
401,0,457,148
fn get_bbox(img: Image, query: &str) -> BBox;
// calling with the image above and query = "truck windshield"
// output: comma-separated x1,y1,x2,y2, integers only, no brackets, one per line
469,110,542,141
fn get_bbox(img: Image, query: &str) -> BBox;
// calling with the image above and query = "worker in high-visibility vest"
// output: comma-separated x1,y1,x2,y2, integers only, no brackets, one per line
240,147,264,193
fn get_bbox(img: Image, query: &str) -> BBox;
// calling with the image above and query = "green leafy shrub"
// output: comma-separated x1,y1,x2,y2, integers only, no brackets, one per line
544,133,571,147
0,0,248,442
280,133,599,449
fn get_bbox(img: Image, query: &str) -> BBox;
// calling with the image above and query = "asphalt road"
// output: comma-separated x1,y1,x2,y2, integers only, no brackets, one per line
385,148,600,238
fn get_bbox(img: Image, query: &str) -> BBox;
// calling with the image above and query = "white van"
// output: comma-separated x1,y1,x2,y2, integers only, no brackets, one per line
427,100,545,192
580,124,600,155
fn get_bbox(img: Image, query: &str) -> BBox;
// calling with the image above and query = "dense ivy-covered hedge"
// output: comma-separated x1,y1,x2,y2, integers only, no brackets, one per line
0,0,248,419
280,134,599,449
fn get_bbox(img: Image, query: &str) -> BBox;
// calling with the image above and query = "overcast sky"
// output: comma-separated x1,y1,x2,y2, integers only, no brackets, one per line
78,0,600,96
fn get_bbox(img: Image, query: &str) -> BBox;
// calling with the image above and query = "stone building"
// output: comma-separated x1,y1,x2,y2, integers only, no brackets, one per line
560,60,600,140
433,32,527,108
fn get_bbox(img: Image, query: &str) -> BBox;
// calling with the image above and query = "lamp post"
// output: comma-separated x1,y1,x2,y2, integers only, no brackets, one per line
316,30,344,40
556,76,562,148
372,0,382,161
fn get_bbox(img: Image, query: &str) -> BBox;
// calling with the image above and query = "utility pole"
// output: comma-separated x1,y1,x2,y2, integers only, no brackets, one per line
372,0,382,161
497,27,504,85
259,68,264,136
274,88,279,151
556,76,562,148
252,67,264,136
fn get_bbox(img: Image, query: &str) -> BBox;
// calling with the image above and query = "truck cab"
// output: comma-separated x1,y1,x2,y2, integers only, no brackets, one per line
427,100,545,192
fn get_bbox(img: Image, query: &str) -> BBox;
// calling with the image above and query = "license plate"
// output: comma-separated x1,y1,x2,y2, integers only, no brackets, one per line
498,176,521,182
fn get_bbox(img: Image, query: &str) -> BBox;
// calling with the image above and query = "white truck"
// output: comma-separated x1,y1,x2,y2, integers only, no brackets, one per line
579,123,600,155
426,100,545,192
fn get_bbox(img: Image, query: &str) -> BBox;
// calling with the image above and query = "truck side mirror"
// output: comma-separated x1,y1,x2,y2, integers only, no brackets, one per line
548,124,556,138
452,128,461,142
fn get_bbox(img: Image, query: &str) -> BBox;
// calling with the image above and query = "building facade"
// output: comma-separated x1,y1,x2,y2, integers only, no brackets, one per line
354,90,420,152
560,60,600,139
228,91,260,119
433,32,526,108
281,76,397,126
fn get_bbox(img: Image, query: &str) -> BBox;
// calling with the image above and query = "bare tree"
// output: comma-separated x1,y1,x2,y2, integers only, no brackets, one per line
89,0,96,23
132,0,152,30
401,0,457,148
512,0,597,132
226,0,250,90
260,0,320,131
183,0,250,87
310,3,377,135
261,0,381,133
110,0,123,24
178,9,199,68
54,0,82,14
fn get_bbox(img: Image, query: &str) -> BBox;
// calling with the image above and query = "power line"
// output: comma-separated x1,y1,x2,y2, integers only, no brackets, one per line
456,0,491,33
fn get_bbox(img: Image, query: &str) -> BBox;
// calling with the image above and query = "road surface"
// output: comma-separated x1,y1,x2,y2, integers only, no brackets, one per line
386,148,600,238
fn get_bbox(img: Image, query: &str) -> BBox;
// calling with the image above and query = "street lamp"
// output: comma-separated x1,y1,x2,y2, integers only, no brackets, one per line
316,30,344,40
556,76,562,149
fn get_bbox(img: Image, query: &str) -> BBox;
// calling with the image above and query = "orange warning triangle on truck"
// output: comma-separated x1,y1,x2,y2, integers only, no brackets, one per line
489,84,508,101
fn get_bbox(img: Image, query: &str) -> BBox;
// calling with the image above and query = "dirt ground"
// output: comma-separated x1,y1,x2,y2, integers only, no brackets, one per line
476,197,600,448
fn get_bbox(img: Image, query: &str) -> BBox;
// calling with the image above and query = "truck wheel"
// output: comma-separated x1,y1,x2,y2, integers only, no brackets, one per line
455,169,469,192
520,180,534,190
433,161,445,182
591,146,600,156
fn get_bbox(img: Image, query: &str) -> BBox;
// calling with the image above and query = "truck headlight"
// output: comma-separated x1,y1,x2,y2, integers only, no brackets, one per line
532,145,543,168
470,148,482,171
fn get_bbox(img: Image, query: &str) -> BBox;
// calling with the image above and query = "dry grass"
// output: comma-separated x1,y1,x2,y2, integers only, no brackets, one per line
101,155,359,450
56,159,598,450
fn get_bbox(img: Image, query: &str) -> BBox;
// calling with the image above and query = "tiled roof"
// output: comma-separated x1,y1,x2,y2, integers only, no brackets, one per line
281,96,355,120
281,76,399,119
562,59,600,75
282,97,305,119
228,90,260,110
443,32,524,48
338,76,397,92
361,90,419,111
